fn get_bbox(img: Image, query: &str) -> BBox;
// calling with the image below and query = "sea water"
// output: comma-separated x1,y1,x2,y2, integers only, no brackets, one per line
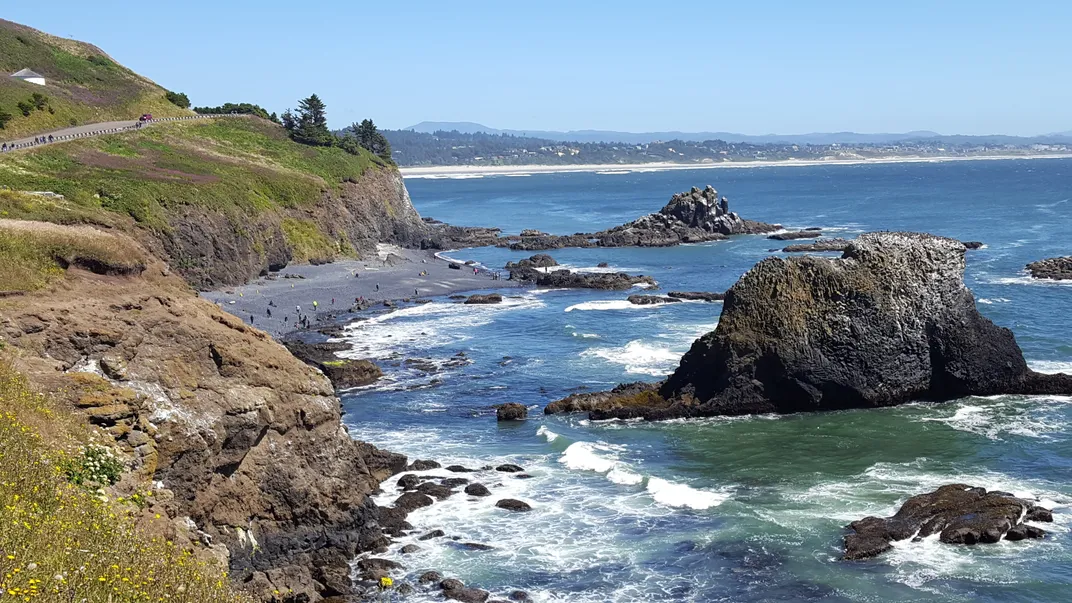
340,159,1072,602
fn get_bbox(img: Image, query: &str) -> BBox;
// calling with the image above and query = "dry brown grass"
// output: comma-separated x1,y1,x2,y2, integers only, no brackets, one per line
0,219,147,293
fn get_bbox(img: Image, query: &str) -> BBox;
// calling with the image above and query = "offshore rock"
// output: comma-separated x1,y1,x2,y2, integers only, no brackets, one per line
495,402,528,421
505,185,779,251
768,230,822,241
667,291,725,302
844,484,1052,560
550,232,1072,421
505,254,558,282
464,293,503,304
627,294,681,305
536,269,656,290
1026,256,1072,280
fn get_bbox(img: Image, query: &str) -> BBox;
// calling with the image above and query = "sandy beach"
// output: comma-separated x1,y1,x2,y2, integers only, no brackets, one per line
399,153,1072,178
202,246,517,338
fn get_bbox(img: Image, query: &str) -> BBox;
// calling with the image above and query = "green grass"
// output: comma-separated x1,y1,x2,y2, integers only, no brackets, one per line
281,217,349,263
0,117,380,232
0,18,191,138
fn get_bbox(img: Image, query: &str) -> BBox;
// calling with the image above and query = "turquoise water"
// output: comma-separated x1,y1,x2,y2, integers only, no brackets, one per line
341,159,1072,602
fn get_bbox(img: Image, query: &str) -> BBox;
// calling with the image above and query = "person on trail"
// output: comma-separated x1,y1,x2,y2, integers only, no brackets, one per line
331,298,335,305
376,283,380,291
284,316,288,325
296,305,301,313
414,288,419,296
267,308,272,318
313,300,318,310
250,315,254,324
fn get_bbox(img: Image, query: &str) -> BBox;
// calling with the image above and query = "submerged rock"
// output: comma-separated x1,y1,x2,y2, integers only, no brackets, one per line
627,294,681,305
495,499,532,512
1026,256,1072,280
844,484,1053,560
549,232,1072,420
768,230,822,241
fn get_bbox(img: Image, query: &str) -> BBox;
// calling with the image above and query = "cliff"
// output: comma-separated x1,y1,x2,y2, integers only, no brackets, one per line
548,232,1072,420
0,117,429,288
0,217,404,600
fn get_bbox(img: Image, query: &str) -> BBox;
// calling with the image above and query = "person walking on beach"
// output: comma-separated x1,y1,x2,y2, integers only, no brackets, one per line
313,300,318,310
267,308,272,318
296,305,301,314
376,283,380,292
414,288,419,297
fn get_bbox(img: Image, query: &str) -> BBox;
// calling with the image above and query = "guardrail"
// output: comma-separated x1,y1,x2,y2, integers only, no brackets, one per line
0,113,238,153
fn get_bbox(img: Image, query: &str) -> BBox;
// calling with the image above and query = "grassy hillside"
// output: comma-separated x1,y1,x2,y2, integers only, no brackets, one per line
0,117,379,229
0,18,191,138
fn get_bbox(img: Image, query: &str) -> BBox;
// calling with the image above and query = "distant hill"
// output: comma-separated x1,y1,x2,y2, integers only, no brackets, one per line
404,121,946,145
405,121,1072,146
0,18,190,137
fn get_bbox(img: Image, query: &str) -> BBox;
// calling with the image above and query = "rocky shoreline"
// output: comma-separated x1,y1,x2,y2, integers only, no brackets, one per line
1026,256,1072,280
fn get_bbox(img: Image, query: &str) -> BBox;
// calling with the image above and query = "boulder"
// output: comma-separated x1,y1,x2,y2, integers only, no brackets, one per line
464,294,503,305
962,241,985,250
627,294,681,305
551,232,1072,421
397,473,422,490
440,477,470,487
446,465,475,473
407,459,441,471
495,499,532,512
844,484,1053,560
1026,256,1072,280
495,402,528,421
465,483,491,497
495,464,524,473
418,529,446,541
446,587,491,603
416,482,455,500
418,571,443,584
393,492,434,513
400,544,421,554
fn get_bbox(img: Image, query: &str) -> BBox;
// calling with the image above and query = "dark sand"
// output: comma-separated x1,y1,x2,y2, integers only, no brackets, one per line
202,247,517,338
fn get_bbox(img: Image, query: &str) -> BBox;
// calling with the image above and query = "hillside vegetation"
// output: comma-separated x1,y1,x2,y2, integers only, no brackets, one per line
0,114,419,287
0,19,191,138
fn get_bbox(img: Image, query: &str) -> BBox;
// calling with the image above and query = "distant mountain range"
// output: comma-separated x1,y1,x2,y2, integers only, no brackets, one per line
404,121,1072,146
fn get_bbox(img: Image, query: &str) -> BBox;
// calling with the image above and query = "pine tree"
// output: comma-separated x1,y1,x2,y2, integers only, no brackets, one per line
290,94,333,146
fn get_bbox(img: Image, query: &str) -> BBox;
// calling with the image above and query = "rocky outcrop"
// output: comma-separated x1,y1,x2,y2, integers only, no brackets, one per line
504,254,558,282
282,340,382,388
495,403,528,421
464,293,503,304
0,231,406,601
667,291,725,302
549,232,1072,421
1026,256,1072,280
536,269,656,290
502,185,779,251
627,295,681,305
844,485,1053,560
419,218,504,250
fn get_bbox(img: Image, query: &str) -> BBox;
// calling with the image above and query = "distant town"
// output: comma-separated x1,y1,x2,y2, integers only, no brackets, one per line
384,128,1072,167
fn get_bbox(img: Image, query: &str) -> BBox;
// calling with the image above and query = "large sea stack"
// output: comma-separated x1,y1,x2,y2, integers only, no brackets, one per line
549,232,1072,420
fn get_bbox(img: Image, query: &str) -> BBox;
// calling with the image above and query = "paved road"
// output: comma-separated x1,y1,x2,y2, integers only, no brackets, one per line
0,114,230,153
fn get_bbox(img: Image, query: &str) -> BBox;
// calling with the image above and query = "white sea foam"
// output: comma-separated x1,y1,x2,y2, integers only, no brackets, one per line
580,340,680,376
560,442,616,472
571,332,600,338
606,466,644,485
596,170,632,175
536,425,559,442
564,300,644,312
645,477,729,510
918,398,1070,440
335,295,545,359
1028,360,1072,374
536,264,640,274
988,275,1072,287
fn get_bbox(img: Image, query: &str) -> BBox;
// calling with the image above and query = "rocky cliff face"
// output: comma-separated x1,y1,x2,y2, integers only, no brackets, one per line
154,166,428,289
549,232,1072,420
0,239,404,601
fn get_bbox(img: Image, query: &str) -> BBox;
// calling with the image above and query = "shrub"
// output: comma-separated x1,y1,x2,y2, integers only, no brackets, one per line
166,90,191,109
31,92,49,110
63,443,125,486
0,110,12,129
16,100,32,117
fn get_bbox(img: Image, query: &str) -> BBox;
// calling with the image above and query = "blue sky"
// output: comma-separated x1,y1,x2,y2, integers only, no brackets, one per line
6,1,1070,135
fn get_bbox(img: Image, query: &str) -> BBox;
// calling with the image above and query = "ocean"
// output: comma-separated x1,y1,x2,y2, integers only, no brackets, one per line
339,159,1072,602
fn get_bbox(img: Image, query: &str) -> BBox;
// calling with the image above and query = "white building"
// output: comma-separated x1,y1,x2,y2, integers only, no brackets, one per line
10,68,46,86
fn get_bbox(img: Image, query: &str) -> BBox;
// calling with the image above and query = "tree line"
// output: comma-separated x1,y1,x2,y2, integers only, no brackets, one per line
280,94,392,162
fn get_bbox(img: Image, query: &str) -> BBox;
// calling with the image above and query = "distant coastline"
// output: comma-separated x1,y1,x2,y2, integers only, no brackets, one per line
399,153,1072,178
